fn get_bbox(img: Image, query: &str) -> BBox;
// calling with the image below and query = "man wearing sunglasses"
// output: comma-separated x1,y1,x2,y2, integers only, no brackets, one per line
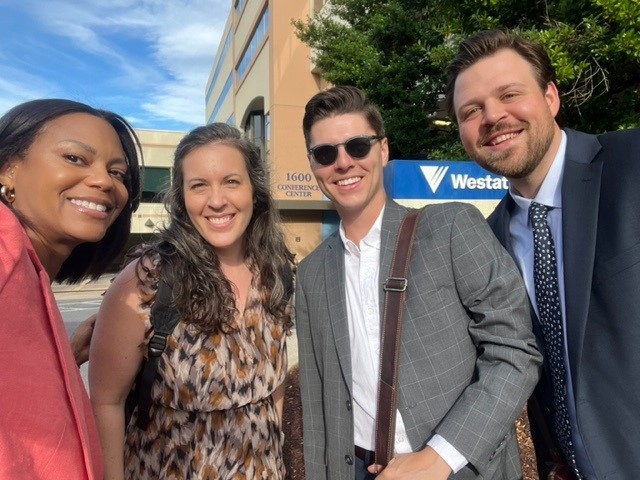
295,85,541,480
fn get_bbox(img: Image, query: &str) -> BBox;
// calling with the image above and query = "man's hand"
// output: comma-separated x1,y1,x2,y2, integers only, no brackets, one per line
368,446,452,479
70,314,96,366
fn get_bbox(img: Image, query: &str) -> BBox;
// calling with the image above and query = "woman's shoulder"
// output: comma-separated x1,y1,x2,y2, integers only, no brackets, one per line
109,247,164,308
97,249,163,343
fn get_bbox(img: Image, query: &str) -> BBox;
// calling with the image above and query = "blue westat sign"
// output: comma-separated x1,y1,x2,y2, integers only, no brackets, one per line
383,160,509,200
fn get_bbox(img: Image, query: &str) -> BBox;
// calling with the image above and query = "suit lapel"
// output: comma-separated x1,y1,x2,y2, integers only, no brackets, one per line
324,233,353,391
562,129,603,377
487,196,517,257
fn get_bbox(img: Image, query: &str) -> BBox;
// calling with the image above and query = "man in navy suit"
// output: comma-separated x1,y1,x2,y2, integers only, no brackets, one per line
445,29,640,479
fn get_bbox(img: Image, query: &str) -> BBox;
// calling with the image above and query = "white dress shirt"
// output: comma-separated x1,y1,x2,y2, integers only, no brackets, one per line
340,206,467,473
508,131,593,476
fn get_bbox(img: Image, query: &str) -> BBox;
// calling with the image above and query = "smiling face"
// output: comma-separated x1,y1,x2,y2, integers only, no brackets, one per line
309,113,388,227
454,48,562,194
182,142,254,261
1,112,129,254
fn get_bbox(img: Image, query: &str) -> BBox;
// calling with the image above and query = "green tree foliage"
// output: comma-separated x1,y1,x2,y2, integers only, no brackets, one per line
294,0,640,159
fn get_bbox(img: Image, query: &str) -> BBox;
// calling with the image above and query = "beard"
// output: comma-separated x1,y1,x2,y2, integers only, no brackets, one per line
471,120,555,180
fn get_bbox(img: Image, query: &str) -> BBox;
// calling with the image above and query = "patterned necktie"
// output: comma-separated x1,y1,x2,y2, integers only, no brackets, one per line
529,202,581,477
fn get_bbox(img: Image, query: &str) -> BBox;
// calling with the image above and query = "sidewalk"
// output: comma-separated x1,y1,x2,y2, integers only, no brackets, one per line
52,274,114,300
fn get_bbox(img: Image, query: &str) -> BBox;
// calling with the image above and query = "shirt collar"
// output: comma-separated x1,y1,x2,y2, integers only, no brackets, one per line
509,130,566,211
339,206,385,252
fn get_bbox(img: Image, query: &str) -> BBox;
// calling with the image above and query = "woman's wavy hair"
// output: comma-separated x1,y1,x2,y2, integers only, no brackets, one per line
141,123,293,334
0,98,142,283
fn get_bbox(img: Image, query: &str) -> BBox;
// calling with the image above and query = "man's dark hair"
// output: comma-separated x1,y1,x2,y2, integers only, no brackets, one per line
302,85,385,149
444,29,557,122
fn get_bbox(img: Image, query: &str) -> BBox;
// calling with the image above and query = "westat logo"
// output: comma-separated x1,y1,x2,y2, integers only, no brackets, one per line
420,164,508,193
420,166,449,193
384,160,508,200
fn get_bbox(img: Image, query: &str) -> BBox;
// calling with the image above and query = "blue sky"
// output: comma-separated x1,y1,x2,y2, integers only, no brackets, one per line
0,0,230,132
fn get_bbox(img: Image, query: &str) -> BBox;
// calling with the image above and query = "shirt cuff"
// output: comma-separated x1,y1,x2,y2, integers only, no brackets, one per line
427,434,468,473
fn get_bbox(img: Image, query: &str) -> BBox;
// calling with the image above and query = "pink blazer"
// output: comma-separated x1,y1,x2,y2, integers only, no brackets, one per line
0,203,104,479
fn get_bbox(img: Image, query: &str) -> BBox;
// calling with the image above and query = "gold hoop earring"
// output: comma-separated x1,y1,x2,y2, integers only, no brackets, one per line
0,185,16,204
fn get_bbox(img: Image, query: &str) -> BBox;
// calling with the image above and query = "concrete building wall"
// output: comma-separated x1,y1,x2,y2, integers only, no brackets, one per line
136,129,183,167
130,129,185,235
269,1,323,205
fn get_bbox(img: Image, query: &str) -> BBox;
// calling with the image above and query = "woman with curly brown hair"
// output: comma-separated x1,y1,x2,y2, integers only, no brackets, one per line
89,123,294,480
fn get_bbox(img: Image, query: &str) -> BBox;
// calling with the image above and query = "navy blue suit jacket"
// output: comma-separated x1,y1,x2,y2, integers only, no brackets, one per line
488,128,640,479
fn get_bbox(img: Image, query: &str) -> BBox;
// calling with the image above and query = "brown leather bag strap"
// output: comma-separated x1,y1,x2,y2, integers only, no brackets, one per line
374,209,421,467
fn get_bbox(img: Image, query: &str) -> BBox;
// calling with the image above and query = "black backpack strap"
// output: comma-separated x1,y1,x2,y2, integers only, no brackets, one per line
132,278,181,429
128,262,290,430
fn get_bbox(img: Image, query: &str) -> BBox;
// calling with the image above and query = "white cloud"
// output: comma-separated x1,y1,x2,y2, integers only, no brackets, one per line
0,67,59,116
6,0,229,128
136,1,227,126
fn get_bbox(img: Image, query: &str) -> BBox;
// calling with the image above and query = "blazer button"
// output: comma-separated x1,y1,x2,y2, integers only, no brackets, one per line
346,399,352,411
345,454,353,465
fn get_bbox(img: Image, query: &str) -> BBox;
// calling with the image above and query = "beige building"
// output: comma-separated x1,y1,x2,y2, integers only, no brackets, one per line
204,1,505,262
129,129,184,238
205,0,331,260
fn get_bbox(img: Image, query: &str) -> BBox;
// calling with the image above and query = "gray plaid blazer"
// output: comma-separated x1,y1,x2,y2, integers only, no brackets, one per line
295,199,542,479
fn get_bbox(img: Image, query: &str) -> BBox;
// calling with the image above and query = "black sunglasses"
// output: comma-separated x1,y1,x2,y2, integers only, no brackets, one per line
308,135,383,166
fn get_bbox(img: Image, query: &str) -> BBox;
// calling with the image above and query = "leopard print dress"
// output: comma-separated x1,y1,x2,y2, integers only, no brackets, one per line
124,269,288,479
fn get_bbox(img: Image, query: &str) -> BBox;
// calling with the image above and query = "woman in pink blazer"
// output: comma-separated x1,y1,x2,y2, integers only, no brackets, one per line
0,99,141,479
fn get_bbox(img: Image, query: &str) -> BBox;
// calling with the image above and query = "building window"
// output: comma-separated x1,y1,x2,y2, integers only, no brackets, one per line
141,167,171,203
208,73,233,124
235,0,247,15
264,112,271,142
236,6,269,80
206,31,233,103
244,111,265,157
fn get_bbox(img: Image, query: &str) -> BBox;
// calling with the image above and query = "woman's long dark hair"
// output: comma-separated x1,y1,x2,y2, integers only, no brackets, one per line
138,123,293,334
0,99,142,283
